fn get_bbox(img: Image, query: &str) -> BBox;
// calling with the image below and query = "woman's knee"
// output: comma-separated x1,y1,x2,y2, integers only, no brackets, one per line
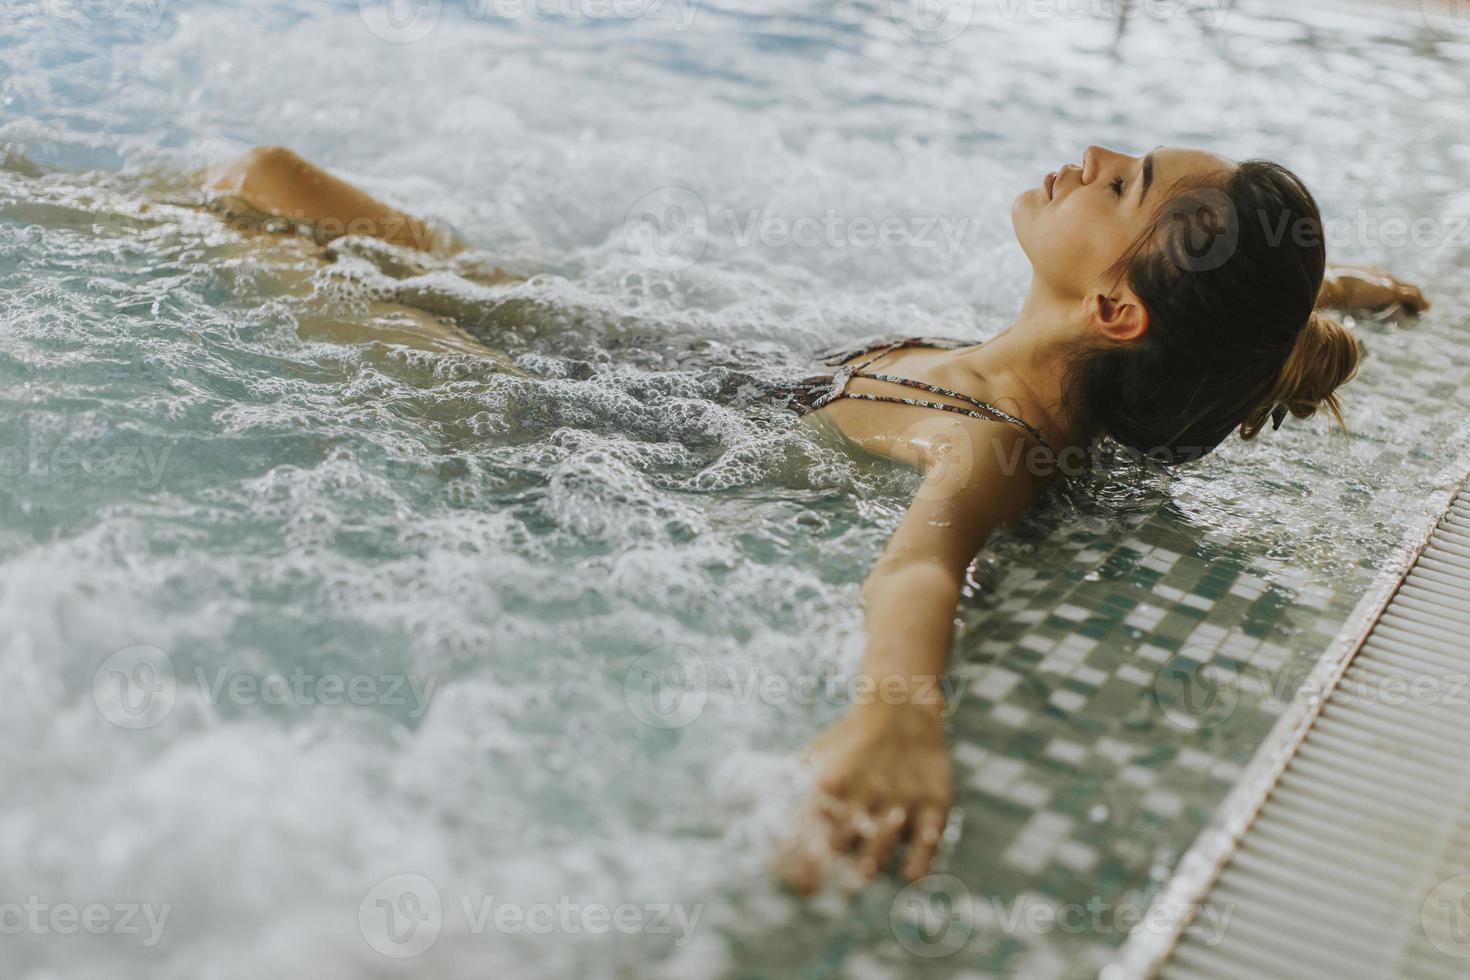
208,145,310,200
240,144,304,175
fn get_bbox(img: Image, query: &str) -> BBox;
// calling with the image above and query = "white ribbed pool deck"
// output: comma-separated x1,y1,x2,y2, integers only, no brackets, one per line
1106,453,1470,979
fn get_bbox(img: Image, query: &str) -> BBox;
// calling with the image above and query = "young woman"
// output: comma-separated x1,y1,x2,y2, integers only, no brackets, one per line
207,144,1427,892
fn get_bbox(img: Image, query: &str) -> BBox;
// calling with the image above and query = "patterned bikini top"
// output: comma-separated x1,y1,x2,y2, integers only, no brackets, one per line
806,336,1059,457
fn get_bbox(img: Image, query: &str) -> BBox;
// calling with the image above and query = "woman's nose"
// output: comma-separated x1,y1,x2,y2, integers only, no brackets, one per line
1082,145,1134,184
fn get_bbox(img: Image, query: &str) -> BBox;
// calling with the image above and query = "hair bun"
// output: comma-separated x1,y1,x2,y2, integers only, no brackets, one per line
1240,311,1365,439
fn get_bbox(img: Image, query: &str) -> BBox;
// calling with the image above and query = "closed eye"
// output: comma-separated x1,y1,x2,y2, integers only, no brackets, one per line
1110,175,1126,198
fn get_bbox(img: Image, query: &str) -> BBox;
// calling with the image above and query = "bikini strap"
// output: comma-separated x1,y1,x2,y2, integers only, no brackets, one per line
855,372,1055,451
809,335,1063,461
813,336,971,409
834,390,1034,432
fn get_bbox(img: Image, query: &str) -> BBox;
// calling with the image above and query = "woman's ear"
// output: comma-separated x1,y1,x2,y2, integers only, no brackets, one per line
1087,290,1150,342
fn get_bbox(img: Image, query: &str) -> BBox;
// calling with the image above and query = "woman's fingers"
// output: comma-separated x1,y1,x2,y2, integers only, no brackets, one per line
777,792,867,894
783,787,951,892
1374,276,1427,314
856,805,908,879
817,794,865,854
775,804,835,895
1397,282,1430,313
903,804,948,881
1331,269,1430,315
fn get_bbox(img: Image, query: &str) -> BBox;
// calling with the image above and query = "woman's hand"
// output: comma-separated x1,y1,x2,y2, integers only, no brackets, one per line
1319,265,1430,314
776,701,951,894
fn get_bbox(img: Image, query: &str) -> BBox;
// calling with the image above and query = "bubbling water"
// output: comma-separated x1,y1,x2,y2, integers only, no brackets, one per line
1,0,1469,977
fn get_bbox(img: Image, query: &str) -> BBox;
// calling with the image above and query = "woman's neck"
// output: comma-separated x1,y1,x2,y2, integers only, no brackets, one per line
965,287,1097,449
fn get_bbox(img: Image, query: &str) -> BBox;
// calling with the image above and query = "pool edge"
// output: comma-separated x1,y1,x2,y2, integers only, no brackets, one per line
1101,448,1470,980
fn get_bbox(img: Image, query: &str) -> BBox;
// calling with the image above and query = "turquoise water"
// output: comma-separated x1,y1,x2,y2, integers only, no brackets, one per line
3,1,1470,977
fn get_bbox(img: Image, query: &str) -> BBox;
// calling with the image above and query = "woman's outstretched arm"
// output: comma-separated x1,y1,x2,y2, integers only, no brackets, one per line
775,416,1036,893
1318,265,1430,314
207,145,458,253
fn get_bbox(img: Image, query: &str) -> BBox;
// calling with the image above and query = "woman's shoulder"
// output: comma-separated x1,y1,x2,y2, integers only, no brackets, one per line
813,334,975,366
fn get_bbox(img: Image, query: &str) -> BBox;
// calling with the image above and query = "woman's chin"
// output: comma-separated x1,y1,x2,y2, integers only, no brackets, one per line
1010,190,1037,241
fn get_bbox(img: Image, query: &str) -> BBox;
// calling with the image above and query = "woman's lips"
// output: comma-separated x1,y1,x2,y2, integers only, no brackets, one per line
1044,171,1057,200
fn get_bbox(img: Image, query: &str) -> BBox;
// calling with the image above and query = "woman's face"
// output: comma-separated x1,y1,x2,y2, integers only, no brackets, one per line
1012,145,1232,301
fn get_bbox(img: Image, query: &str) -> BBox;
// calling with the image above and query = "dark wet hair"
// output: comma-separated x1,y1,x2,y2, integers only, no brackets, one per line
1066,160,1363,466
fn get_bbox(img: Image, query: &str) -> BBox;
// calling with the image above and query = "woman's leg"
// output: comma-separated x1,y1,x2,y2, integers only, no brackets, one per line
206,145,459,253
